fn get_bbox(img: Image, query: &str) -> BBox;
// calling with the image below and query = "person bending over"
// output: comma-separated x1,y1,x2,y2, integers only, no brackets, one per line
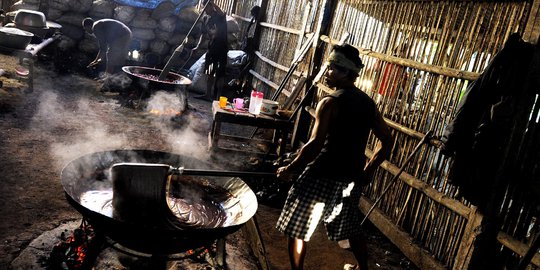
82,18,132,75
276,44,393,270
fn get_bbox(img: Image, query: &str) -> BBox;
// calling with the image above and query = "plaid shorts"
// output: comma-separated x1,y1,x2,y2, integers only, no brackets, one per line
276,173,363,241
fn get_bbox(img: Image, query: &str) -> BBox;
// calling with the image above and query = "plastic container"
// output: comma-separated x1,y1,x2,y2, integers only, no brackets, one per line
219,96,228,108
233,98,244,109
254,92,264,114
261,99,279,116
248,90,258,114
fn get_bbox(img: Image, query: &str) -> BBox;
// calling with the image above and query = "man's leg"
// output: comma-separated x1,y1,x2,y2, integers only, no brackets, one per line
107,36,131,74
349,234,368,270
288,237,306,270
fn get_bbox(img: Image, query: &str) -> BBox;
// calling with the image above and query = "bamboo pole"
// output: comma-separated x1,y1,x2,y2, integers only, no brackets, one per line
523,0,540,42
294,2,311,60
447,216,467,265
159,1,210,80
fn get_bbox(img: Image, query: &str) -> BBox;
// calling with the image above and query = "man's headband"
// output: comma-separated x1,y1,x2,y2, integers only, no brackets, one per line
328,50,364,74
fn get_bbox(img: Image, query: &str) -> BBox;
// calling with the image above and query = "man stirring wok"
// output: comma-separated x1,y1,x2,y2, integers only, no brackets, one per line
82,18,132,75
276,44,393,270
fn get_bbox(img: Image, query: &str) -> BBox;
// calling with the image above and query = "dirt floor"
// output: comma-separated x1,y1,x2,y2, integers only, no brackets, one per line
0,53,417,270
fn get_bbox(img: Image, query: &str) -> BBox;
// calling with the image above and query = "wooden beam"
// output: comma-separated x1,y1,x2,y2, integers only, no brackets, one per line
283,76,307,110
453,207,484,269
384,119,444,149
320,35,480,81
249,69,279,90
365,149,471,218
259,21,301,35
359,197,447,270
231,13,251,23
497,231,540,267
315,81,334,95
254,51,305,77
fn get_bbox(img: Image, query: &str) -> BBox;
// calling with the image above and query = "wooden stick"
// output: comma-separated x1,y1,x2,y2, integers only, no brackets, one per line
159,0,211,80
270,32,316,101
361,130,433,226
173,167,276,178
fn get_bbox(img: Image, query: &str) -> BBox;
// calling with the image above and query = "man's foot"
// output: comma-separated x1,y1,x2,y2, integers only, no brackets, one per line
193,94,212,101
343,263,359,270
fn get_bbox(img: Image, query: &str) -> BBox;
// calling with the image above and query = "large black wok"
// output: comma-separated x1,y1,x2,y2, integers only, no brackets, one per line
61,150,258,254
122,66,191,92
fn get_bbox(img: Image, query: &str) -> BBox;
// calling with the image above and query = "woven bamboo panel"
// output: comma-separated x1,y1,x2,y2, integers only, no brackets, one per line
318,1,531,268
223,0,540,268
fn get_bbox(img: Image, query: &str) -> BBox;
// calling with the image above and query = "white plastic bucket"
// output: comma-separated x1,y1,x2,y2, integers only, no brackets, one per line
260,99,279,116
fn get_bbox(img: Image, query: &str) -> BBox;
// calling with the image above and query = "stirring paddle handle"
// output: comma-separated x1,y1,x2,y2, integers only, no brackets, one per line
171,167,277,178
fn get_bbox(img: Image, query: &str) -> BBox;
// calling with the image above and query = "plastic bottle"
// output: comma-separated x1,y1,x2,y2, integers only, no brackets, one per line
254,91,264,115
249,90,258,114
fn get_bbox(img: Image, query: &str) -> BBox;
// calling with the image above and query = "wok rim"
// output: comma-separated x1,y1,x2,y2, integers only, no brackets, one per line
122,66,192,86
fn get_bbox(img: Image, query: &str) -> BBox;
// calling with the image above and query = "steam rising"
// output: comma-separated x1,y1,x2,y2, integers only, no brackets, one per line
32,91,128,171
146,90,211,162
32,86,212,172
146,90,185,114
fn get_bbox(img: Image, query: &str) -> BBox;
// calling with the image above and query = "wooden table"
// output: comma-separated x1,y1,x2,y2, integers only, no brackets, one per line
209,101,293,156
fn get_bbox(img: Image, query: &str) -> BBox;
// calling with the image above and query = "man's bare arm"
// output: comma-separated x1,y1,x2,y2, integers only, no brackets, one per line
277,97,336,180
364,110,393,178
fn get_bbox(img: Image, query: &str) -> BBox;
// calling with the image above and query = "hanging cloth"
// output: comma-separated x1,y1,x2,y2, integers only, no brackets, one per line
440,33,535,206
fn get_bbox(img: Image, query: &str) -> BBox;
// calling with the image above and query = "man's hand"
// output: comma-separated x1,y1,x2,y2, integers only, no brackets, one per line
276,165,294,182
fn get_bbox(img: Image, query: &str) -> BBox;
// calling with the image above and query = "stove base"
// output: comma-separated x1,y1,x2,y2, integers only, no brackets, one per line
11,220,257,270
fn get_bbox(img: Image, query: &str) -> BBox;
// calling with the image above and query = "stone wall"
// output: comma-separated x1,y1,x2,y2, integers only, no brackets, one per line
8,0,240,70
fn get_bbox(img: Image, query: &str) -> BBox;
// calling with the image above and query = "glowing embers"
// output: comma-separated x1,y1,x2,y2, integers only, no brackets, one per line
47,219,220,269
148,107,182,117
48,220,96,270
145,91,185,117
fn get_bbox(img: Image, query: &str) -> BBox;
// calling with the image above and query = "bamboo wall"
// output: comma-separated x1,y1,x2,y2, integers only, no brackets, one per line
242,0,322,100
325,2,529,269
220,0,539,269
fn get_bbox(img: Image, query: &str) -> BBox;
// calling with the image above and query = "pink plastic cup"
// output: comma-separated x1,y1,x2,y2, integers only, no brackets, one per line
233,98,244,109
